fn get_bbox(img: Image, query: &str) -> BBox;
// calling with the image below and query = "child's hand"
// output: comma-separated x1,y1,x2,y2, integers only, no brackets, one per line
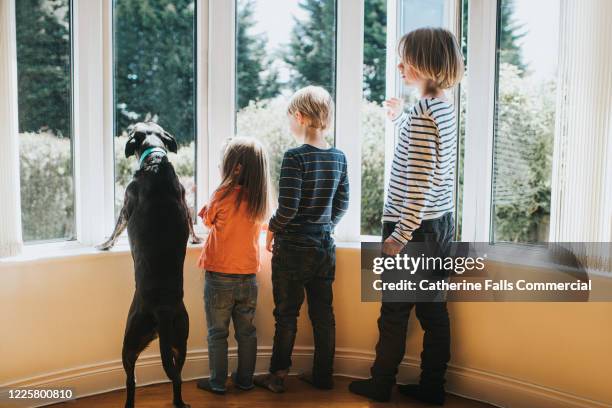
198,204,208,220
384,97,404,121
382,237,404,256
266,230,275,252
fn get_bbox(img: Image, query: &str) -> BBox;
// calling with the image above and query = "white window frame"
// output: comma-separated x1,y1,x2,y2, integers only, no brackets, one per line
8,0,207,252
382,0,464,239
460,0,497,243
209,0,364,243
3,0,565,256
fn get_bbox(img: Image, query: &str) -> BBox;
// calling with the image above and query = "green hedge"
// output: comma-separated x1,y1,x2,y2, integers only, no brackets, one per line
20,69,553,243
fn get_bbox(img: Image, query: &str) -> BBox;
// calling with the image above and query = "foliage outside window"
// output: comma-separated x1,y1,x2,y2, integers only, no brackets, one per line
113,0,196,218
492,0,558,243
360,0,386,236
235,0,337,192
16,0,74,242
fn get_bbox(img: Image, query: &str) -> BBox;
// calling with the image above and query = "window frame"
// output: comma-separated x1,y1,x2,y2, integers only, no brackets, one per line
460,0,498,242
14,0,77,244
2,0,563,256
380,0,463,240
212,0,364,242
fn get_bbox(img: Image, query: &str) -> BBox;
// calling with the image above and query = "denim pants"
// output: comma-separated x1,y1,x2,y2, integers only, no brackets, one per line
269,227,336,385
204,271,257,391
371,212,454,389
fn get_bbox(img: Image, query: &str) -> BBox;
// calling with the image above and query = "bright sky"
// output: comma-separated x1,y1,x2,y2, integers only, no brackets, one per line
250,0,304,51
247,0,561,82
513,0,560,80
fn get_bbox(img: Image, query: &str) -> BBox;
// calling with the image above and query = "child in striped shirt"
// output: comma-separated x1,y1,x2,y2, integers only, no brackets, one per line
350,28,464,405
254,86,349,393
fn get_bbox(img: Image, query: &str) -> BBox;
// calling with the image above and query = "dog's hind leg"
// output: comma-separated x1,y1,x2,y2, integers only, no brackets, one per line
122,302,157,408
156,308,190,408
173,303,189,375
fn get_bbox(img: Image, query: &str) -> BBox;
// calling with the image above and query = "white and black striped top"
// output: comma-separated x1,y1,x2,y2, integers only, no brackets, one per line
383,97,457,244
269,144,349,233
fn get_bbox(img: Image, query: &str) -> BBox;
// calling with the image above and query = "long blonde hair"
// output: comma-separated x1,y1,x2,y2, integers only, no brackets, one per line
216,137,270,222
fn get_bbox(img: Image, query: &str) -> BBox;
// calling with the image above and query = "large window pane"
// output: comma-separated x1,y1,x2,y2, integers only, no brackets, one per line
16,0,74,242
113,0,196,217
235,0,337,190
455,0,468,239
492,0,559,243
361,0,386,236
360,0,457,237
399,0,450,103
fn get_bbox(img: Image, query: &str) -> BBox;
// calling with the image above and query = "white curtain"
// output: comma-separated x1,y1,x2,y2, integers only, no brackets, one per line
0,0,23,257
550,0,612,243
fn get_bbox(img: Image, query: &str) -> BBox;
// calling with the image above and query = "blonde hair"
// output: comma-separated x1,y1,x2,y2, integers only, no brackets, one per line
398,27,464,92
287,86,334,130
217,137,271,222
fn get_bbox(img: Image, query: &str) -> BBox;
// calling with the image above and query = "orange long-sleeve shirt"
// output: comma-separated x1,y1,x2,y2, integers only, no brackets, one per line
197,187,263,274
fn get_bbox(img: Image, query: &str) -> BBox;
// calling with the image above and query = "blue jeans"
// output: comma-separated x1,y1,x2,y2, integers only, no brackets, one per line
269,227,336,386
204,271,257,391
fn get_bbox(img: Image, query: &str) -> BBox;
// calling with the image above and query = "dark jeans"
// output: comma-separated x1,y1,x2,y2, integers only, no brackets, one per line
269,227,336,385
372,213,454,389
204,271,257,391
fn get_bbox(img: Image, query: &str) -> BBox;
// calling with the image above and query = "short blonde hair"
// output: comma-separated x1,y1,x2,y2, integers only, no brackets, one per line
399,27,464,91
287,86,334,130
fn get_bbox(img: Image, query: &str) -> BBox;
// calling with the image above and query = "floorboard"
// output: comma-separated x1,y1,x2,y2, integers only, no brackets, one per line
50,376,495,408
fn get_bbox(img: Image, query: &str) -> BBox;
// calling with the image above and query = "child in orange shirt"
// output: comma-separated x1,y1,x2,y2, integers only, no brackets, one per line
196,137,270,394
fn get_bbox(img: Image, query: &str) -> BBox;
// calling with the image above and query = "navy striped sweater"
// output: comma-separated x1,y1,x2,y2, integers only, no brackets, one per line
383,97,457,244
268,144,349,233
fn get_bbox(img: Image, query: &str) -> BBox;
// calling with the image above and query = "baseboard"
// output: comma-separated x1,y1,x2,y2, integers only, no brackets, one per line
1,347,609,408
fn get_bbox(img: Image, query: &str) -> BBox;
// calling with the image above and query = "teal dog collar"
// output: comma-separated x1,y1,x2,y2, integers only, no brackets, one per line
139,147,166,167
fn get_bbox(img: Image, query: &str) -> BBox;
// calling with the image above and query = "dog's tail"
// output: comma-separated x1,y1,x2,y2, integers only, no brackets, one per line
155,307,179,381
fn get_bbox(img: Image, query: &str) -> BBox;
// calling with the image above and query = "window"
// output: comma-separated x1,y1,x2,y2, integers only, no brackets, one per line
113,0,197,218
361,0,460,237
491,0,559,243
398,0,451,104
360,0,386,236
234,0,337,190
455,0,468,239
15,0,74,243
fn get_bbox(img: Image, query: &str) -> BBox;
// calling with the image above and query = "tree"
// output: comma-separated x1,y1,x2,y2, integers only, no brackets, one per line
285,0,337,94
114,0,195,145
236,0,281,109
363,0,386,103
15,0,71,137
499,0,527,72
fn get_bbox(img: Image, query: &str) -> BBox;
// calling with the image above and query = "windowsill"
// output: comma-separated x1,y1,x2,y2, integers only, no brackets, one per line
0,233,362,266
10,232,605,276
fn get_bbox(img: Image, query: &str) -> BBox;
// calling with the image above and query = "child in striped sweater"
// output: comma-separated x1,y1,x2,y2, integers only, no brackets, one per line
254,86,349,393
350,28,464,405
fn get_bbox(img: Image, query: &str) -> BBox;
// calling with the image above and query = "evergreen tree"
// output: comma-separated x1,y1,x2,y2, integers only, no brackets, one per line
114,0,195,145
461,0,525,71
363,0,386,103
499,0,527,72
285,0,337,95
236,0,281,109
15,0,71,137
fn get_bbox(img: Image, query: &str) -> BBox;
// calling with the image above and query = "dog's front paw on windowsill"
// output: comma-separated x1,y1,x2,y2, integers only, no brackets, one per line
190,236,203,245
95,241,114,251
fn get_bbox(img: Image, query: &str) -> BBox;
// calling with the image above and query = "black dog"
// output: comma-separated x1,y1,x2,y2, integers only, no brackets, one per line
97,122,201,408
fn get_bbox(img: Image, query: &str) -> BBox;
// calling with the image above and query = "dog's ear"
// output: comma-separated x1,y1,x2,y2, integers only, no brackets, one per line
161,131,178,153
125,129,139,158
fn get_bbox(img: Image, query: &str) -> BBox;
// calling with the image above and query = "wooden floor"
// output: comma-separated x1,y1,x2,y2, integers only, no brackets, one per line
51,376,495,408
